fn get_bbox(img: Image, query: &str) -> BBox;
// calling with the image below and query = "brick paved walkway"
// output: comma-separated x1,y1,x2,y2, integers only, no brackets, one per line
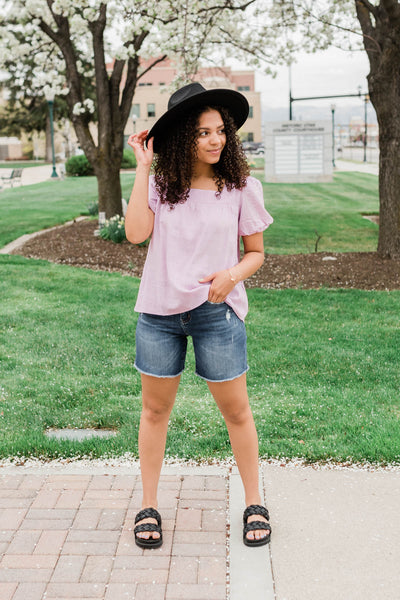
0,470,228,600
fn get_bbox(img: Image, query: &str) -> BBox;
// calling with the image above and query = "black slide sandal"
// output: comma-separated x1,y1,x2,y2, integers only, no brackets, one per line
243,504,271,547
134,507,163,549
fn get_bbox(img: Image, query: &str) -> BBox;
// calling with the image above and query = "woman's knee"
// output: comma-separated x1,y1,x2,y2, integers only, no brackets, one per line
140,374,179,425
141,397,174,425
221,403,253,427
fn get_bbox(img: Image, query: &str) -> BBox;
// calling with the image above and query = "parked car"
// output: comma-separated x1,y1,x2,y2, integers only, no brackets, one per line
242,141,264,155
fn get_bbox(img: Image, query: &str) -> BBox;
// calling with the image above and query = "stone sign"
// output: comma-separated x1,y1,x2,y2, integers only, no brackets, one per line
264,121,333,183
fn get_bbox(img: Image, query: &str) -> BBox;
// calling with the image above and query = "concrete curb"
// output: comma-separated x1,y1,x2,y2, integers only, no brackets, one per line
229,467,274,600
0,217,88,255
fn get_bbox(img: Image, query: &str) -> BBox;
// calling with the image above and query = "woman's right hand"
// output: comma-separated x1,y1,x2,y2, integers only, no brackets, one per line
127,130,154,168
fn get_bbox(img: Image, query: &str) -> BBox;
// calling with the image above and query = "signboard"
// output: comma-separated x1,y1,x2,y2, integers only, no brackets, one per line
265,121,333,183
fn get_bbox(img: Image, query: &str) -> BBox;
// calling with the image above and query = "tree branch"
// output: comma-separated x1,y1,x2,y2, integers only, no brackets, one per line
355,0,382,59
136,54,168,81
38,5,96,157
381,0,400,26
88,4,113,149
216,26,274,62
357,0,380,18
195,0,257,15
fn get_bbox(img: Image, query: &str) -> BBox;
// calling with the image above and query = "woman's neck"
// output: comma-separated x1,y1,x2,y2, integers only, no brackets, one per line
191,164,217,189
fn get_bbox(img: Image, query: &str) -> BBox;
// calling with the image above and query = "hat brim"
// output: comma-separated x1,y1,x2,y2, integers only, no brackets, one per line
146,89,249,153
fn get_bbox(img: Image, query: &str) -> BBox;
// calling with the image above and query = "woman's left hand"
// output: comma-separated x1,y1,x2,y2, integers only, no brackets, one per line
199,270,236,303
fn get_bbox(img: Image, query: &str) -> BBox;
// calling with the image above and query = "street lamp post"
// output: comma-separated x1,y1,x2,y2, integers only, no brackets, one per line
363,94,369,163
331,104,336,168
45,89,58,178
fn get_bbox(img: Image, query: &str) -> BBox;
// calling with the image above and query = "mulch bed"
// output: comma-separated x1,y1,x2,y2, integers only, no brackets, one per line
11,219,400,291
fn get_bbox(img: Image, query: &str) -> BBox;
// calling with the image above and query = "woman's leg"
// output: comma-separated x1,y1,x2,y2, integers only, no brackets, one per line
207,373,269,541
136,373,180,540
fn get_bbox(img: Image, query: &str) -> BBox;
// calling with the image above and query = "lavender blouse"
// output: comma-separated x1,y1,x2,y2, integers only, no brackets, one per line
134,175,273,321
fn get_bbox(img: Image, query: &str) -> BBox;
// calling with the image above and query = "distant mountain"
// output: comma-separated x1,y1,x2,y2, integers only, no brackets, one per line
262,103,377,125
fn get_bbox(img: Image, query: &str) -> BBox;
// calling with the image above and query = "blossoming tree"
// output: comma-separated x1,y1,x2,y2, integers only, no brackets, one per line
0,0,271,218
1,1,400,257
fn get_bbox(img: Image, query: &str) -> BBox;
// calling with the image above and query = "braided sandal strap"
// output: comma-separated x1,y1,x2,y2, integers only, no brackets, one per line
243,504,270,524
134,522,162,535
135,508,162,526
243,521,272,535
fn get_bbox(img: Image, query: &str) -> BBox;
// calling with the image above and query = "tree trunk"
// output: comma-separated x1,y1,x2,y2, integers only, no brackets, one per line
368,59,400,258
94,159,123,219
375,108,400,258
355,0,400,258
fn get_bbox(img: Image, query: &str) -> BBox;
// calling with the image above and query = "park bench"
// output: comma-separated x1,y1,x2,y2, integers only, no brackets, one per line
1,168,23,188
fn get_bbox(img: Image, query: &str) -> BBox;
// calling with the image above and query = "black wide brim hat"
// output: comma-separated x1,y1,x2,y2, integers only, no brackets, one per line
146,82,249,153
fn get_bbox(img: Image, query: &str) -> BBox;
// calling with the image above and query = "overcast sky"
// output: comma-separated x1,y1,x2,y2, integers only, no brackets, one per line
254,46,370,111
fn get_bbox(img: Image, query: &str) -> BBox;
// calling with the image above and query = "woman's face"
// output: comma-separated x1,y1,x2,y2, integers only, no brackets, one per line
194,109,226,166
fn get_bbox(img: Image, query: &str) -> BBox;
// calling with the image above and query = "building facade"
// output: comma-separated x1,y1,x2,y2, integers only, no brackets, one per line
124,59,262,146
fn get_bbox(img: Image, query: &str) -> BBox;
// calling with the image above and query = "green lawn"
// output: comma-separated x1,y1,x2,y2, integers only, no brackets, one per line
0,172,378,254
0,254,399,464
1,170,396,465
256,171,379,254
0,161,46,168
0,175,135,247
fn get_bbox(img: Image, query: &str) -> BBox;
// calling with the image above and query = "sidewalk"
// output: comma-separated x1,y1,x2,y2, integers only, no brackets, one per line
0,461,399,600
2,159,379,190
334,159,378,176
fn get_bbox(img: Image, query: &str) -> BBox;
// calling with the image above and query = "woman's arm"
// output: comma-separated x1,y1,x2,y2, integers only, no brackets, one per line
125,131,155,245
199,231,265,303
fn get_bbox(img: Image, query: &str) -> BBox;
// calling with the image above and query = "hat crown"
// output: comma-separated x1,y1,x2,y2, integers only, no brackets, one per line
168,82,207,111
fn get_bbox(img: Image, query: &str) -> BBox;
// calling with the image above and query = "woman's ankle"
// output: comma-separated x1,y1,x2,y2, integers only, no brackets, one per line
141,500,158,510
245,494,262,507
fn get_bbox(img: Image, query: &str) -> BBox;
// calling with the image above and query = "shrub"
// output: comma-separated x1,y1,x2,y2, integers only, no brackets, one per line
86,201,99,216
65,154,94,177
99,215,126,243
121,148,137,169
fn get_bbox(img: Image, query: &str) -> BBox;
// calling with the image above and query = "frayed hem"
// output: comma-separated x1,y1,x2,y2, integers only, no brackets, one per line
195,365,249,383
134,363,184,379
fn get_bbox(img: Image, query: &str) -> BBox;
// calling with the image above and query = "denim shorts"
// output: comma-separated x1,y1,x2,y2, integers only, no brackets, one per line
134,301,248,382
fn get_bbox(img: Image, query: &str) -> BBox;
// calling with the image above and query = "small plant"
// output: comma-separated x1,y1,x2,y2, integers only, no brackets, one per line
86,201,99,216
314,230,322,252
99,215,126,243
65,154,94,177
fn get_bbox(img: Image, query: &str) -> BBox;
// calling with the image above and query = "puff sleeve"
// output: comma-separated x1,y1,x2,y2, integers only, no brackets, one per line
238,176,273,237
148,175,159,213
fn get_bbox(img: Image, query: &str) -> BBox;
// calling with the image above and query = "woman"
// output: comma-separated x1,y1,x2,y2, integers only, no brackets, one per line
125,82,273,549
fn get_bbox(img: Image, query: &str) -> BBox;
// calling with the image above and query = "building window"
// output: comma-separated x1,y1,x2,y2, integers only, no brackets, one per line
147,103,156,118
238,85,250,91
139,82,153,86
248,132,254,142
249,106,254,118
130,104,140,118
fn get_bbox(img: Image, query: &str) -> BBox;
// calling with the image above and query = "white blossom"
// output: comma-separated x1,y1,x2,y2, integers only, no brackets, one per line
0,0,362,114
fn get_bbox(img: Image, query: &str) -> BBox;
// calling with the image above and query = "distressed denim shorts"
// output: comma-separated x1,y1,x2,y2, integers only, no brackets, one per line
134,301,248,382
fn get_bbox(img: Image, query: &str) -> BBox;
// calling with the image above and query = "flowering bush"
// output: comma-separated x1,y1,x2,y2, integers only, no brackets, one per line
99,215,126,244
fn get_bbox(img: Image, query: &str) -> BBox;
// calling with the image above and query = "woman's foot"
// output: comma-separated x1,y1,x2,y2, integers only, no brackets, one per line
243,504,271,547
134,507,163,548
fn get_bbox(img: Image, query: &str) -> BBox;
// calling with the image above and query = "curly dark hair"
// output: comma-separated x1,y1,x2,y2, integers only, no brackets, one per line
153,105,250,206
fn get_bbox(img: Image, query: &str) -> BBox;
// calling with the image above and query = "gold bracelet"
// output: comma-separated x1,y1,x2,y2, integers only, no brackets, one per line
228,269,237,282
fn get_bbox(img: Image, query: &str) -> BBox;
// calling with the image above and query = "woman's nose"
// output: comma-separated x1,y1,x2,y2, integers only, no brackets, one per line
210,132,220,145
